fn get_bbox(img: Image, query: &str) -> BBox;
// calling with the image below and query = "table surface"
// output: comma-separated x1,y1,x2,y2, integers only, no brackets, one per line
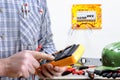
39,68,120,80
52,74,119,80
39,74,120,80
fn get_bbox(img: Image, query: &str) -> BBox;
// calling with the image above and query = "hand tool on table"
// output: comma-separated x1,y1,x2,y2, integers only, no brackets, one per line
94,69,120,79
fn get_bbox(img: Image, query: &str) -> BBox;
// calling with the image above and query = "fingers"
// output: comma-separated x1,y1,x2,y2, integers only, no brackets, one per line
47,64,61,76
37,70,46,79
14,50,56,78
21,50,55,78
40,64,53,78
25,50,55,60
31,57,40,69
37,64,67,79
28,63,35,74
21,66,29,78
54,66,67,73
17,72,23,78
4,50,55,78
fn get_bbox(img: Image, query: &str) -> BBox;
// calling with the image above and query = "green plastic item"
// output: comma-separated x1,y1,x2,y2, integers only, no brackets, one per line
96,42,120,71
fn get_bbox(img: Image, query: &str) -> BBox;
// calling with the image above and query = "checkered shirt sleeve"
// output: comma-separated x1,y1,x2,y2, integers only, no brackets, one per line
0,0,56,79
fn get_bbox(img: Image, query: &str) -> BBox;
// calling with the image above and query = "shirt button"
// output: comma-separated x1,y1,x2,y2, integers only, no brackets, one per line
0,34,5,40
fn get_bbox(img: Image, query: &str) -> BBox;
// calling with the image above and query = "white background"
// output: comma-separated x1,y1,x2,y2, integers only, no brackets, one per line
47,0,120,58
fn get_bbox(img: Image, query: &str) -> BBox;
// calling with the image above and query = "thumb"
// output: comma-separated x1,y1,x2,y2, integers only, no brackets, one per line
28,51,55,60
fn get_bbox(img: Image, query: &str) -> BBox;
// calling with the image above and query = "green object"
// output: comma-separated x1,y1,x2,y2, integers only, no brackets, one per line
96,42,120,71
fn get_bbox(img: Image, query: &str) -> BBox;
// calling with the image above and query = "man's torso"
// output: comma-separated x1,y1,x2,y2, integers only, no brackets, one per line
0,0,46,80
0,0,44,58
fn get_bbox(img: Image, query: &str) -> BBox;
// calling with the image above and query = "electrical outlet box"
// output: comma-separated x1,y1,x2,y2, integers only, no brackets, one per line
72,4,102,29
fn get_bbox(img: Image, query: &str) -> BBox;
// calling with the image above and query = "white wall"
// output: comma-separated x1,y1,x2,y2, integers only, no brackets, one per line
47,0,120,58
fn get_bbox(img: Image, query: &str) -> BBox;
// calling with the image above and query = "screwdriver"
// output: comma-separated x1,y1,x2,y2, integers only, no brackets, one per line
102,72,108,77
112,72,117,79
62,67,75,76
94,70,104,76
79,66,96,70
106,72,112,78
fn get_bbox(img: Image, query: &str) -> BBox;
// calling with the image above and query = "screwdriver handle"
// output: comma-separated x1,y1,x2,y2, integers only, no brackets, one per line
79,66,89,70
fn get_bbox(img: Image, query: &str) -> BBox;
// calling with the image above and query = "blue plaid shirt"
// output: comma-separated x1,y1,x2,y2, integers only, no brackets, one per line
0,0,56,80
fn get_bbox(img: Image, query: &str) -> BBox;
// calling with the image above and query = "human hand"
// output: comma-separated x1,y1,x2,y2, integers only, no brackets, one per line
3,50,54,78
37,63,67,79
